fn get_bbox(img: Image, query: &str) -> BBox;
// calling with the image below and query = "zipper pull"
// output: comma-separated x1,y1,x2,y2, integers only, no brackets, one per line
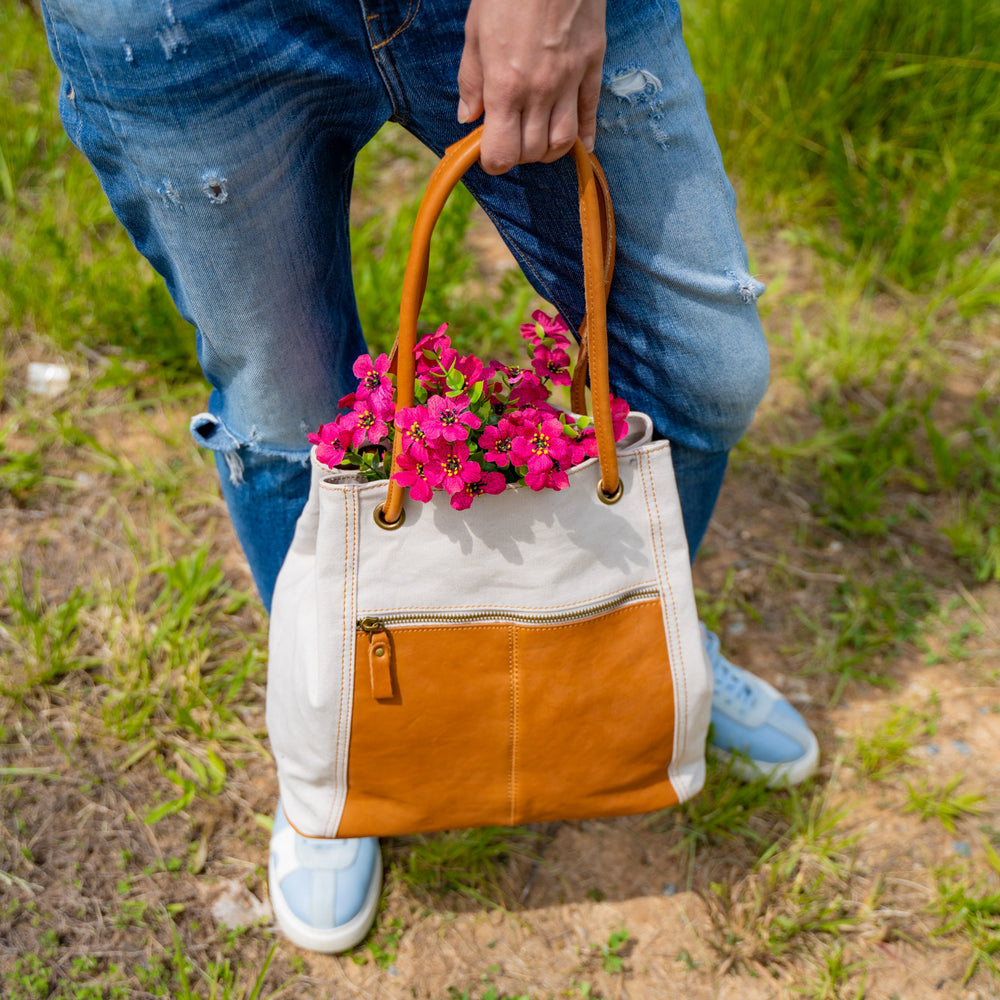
359,617,394,701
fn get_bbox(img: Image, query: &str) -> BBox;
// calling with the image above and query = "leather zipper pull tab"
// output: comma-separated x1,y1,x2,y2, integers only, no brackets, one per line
360,619,394,701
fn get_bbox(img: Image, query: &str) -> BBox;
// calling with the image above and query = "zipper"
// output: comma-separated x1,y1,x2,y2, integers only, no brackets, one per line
358,584,660,635
358,585,660,701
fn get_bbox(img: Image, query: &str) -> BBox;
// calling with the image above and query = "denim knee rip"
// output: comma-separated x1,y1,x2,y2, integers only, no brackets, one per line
190,412,311,486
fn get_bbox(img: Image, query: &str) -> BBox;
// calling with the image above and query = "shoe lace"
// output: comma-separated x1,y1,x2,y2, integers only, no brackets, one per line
712,656,758,710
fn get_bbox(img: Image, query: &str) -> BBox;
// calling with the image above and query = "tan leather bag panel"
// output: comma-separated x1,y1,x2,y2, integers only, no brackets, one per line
512,601,677,824
336,600,676,837
338,624,513,837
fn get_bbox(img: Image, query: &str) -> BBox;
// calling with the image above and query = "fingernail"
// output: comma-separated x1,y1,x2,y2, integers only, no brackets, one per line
457,100,470,124
583,134,595,153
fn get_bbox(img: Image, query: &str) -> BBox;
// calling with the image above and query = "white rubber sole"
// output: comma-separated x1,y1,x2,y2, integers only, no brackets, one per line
268,848,382,954
709,728,820,788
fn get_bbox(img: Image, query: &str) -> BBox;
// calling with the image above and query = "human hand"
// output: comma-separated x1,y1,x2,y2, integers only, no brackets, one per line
457,0,607,175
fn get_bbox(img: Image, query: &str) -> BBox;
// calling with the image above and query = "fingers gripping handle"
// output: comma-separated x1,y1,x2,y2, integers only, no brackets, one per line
381,127,619,525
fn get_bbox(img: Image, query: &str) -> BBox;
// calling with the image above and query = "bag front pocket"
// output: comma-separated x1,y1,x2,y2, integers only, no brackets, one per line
336,592,680,838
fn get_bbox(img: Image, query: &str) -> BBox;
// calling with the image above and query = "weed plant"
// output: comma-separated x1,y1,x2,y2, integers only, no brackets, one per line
707,790,861,971
852,703,937,779
933,862,1000,984
389,826,541,908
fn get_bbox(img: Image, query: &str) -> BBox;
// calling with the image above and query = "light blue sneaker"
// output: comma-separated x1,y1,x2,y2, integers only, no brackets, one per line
268,804,382,953
703,626,820,787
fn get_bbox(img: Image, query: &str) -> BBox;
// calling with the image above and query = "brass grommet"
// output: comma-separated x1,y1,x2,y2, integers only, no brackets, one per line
373,503,406,530
597,478,624,505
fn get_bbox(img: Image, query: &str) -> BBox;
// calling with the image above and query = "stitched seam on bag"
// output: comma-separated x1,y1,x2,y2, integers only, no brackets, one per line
579,175,598,389
329,489,358,837
323,491,348,835
508,625,518,826
357,583,658,617
640,451,688,750
494,601,657,633
344,490,360,828
326,489,349,835
641,452,685,738
361,624,510,636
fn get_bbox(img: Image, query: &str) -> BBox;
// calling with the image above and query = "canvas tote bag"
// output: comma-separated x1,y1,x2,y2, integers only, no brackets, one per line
267,129,711,839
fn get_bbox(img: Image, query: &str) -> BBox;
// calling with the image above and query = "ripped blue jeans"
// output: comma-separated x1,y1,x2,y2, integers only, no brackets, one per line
41,0,769,611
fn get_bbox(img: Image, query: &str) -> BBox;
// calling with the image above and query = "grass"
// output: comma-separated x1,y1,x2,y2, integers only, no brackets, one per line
705,788,863,972
904,775,986,833
0,567,99,694
389,826,541,909
3,0,1000,996
2,920,285,1000
686,0,1000,291
851,703,938,780
933,860,1000,985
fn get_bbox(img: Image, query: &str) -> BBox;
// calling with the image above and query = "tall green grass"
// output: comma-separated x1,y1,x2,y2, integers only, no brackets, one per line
686,0,1000,292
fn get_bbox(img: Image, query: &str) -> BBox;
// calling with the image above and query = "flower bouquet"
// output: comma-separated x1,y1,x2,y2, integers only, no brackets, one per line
309,310,631,510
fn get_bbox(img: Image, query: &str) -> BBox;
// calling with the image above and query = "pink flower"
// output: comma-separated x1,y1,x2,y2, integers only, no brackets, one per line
531,344,572,386
504,368,549,407
525,466,570,492
394,404,433,461
609,394,630,442
534,309,570,338
418,349,485,399
314,316,634,497
510,415,573,474
482,370,509,409
519,321,542,348
352,353,393,416
415,326,455,387
308,420,351,469
479,417,518,468
450,470,506,510
417,344,460,388
342,397,391,449
423,393,482,442
452,353,485,388
415,323,451,356
521,310,571,349
437,442,483,495
572,425,600,463
392,452,444,503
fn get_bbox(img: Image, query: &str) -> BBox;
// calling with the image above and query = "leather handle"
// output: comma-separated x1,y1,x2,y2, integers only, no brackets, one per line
571,154,616,415
381,126,619,524
384,148,616,396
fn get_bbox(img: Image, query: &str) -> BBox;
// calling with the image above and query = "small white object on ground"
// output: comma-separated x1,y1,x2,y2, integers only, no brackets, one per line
27,362,70,396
